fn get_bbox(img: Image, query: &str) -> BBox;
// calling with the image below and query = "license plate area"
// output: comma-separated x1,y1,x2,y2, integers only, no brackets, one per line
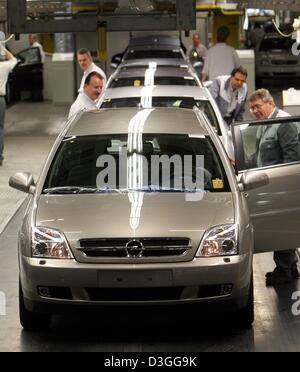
98,270,173,287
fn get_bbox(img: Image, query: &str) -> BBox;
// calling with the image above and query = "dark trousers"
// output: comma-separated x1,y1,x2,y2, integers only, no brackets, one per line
0,97,6,161
274,250,298,273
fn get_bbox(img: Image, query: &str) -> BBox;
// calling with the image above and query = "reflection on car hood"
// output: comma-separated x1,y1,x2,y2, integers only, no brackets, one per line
121,58,188,68
36,193,234,241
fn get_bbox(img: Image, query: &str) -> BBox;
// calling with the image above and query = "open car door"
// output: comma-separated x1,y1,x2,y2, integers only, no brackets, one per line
9,47,43,96
231,116,300,254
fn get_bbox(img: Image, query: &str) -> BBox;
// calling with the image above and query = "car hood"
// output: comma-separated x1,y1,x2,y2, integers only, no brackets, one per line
36,192,234,262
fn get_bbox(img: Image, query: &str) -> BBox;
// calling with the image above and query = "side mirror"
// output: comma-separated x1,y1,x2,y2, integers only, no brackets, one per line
193,61,203,68
9,172,36,194
203,81,213,89
17,56,25,65
238,171,269,192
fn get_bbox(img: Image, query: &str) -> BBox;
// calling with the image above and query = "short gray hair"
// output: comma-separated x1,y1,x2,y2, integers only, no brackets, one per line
249,89,274,105
78,48,92,58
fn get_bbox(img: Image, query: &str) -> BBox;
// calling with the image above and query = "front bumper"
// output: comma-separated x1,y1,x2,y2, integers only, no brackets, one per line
256,65,300,79
20,253,252,312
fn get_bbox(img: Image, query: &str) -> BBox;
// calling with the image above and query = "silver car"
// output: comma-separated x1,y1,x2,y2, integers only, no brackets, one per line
107,66,201,88
10,109,300,331
124,44,186,61
121,35,186,65
111,34,187,70
256,33,300,81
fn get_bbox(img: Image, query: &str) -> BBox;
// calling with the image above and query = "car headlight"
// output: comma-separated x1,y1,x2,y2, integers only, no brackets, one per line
32,226,74,259
196,224,238,257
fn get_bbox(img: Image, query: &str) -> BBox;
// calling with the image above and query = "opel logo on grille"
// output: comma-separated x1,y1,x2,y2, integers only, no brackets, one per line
126,240,144,258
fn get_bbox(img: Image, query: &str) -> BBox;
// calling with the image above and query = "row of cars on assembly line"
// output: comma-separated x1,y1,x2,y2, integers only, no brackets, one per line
10,35,300,331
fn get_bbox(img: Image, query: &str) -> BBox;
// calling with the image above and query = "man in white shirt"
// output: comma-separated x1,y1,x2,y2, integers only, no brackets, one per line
77,48,106,93
29,34,45,64
0,47,17,165
202,26,241,82
68,71,104,119
186,33,207,64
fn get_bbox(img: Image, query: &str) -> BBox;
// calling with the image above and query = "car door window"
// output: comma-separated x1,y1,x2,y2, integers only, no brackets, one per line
231,116,300,254
18,47,40,65
232,118,300,172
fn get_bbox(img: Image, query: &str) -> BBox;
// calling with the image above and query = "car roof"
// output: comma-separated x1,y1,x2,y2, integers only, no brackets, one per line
120,59,188,68
113,66,196,79
128,35,181,48
120,63,189,71
67,108,208,137
127,45,181,52
101,86,210,101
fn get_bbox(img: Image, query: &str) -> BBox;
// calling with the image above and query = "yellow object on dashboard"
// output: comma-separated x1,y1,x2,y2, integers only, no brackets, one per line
212,179,224,189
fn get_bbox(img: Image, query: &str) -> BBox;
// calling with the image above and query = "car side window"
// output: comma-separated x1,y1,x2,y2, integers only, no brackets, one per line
236,120,300,171
18,48,40,65
195,101,219,134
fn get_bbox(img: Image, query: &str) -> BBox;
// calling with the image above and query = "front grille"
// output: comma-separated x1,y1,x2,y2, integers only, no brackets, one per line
272,60,297,65
274,72,297,76
86,287,184,301
78,238,191,258
85,285,232,302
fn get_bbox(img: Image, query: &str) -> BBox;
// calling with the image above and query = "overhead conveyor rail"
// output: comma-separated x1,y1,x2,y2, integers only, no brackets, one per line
6,0,196,33
231,0,300,12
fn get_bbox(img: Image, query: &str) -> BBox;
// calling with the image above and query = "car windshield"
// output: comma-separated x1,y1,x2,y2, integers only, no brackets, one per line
259,37,294,51
43,134,230,194
125,50,183,60
101,97,220,133
109,77,197,88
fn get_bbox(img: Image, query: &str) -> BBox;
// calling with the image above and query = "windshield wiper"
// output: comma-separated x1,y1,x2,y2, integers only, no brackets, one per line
43,186,130,195
43,186,98,195
127,186,207,193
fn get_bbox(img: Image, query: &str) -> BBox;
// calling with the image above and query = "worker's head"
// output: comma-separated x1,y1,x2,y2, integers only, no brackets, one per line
84,72,104,101
29,34,37,46
230,66,248,91
249,89,275,120
217,26,230,43
77,48,93,71
192,33,201,47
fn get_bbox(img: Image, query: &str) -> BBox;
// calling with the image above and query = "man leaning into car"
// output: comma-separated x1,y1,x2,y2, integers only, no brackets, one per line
0,46,17,166
209,66,248,126
249,89,300,286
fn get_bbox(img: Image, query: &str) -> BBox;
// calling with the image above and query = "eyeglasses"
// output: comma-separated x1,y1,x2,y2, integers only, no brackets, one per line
249,103,264,112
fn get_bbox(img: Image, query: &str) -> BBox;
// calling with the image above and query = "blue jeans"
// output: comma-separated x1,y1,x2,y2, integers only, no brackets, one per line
0,97,6,161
